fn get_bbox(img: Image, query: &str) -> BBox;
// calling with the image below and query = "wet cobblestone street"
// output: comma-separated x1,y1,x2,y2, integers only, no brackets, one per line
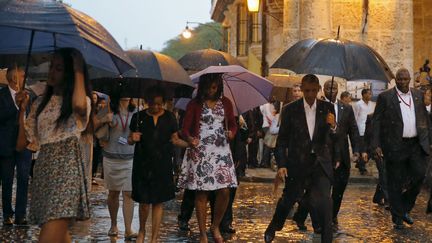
1,181,432,242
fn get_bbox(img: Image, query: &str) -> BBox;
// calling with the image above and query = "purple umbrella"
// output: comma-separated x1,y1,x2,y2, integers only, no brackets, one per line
189,65,273,115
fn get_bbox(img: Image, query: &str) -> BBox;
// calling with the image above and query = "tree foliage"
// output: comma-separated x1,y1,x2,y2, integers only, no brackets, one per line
161,22,223,60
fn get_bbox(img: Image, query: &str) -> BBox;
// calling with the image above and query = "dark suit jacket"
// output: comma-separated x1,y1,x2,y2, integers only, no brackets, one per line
275,99,340,180
335,101,361,168
372,88,432,157
243,107,263,139
0,87,19,157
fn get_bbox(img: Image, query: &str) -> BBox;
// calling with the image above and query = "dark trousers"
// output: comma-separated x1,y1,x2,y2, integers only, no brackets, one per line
332,163,350,219
356,136,367,172
293,190,320,230
92,144,103,177
385,139,426,222
178,189,195,223
261,144,272,168
210,187,237,228
373,157,389,203
247,139,259,167
0,150,32,219
267,159,333,243
294,163,349,228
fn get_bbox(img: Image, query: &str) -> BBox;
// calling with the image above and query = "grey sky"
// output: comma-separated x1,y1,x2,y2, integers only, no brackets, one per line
64,0,212,51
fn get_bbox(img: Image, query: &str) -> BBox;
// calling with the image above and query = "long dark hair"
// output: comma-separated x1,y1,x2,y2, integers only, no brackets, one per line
36,48,92,129
196,73,224,102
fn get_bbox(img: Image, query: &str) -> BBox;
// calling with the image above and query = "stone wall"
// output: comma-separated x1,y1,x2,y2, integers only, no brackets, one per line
413,0,432,73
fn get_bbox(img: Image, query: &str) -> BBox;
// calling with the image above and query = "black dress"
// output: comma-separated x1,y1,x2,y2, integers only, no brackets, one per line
129,109,178,204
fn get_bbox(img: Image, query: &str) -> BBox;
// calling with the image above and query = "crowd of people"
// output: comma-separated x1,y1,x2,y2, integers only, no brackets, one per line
1,48,432,243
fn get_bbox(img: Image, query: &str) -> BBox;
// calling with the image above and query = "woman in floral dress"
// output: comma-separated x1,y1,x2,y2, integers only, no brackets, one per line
17,48,92,242
178,73,238,243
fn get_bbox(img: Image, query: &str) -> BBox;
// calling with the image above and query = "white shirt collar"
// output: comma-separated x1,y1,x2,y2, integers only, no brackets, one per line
303,98,317,110
324,97,338,105
395,86,411,96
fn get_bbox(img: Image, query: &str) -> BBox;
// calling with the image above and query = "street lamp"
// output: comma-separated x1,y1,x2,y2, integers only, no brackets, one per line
181,21,227,51
182,25,192,39
247,0,260,12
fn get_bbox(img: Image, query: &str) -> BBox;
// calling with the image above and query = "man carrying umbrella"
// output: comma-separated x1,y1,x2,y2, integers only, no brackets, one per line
0,66,32,226
264,74,339,243
372,68,431,229
292,79,362,231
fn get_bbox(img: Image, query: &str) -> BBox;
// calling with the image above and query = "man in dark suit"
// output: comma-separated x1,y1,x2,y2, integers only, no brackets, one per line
243,107,263,168
372,68,431,229
292,80,362,230
264,74,340,243
0,67,32,226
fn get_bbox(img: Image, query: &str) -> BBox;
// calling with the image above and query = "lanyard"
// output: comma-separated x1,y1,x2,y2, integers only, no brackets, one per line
118,112,129,131
396,92,411,108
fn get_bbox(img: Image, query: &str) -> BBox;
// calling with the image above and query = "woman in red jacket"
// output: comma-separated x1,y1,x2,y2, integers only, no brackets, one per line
178,73,237,243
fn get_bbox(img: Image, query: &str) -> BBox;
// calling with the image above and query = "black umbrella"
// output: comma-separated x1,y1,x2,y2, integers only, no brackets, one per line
271,37,394,83
178,48,243,73
0,0,135,88
92,50,194,99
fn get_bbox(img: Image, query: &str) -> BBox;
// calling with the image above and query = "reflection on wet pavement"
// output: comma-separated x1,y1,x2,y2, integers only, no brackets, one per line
1,182,432,242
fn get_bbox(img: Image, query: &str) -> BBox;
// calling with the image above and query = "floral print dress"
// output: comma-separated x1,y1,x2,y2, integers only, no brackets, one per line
178,99,238,191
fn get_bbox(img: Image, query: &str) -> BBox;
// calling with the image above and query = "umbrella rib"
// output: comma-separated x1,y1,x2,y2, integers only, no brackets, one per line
222,72,271,100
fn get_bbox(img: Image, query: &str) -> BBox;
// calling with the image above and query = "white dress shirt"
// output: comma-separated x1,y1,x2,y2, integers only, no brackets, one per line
395,87,417,138
303,98,317,140
354,99,375,136
8,85,18,110
260,103,276,128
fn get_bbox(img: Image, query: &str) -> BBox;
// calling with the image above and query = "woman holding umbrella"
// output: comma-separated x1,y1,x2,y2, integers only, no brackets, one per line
178,73,238,243
17,48,91,242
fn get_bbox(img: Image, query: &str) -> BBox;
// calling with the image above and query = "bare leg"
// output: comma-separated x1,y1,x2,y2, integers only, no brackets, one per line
107,190,120,234
150,203,163,243
210,188,230,240
195,191,209,243
137,204,150,243
122,191,135,236
38,219,70,243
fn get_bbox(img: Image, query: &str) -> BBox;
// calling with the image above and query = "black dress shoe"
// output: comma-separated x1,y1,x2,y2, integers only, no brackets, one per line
220,226,236,234
393,218,404,230
3,217,13,226
402,213,414,225
178,220,190,231
14,218,28,226
264,227,275,243
292,212,307,231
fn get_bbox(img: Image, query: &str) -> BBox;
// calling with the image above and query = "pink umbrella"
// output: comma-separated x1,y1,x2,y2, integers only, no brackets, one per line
189,65,273,115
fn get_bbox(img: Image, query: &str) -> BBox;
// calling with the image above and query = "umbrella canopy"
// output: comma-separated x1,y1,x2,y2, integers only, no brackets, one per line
190,65,273,115
271,38,394,82
178,48,243,73
0,0,134,75
267,75,302,103
92,50,194,98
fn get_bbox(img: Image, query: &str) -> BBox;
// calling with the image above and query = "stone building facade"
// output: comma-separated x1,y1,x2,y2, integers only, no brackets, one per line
211,0,432,79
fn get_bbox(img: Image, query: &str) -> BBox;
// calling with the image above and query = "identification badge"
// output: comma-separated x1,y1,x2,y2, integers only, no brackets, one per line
118,136,128,145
